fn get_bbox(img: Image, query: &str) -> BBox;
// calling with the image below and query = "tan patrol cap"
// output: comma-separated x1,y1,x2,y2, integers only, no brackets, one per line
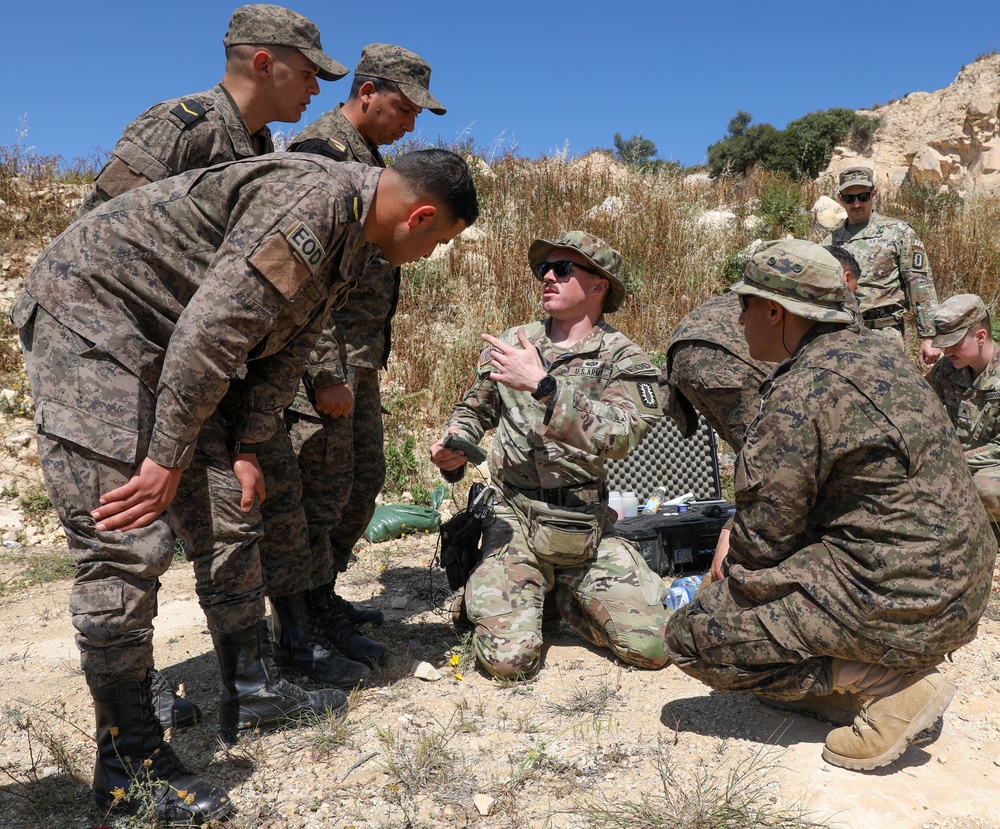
355,44,446,115
223,4,349,81
838,166,875,192
931,294,989,348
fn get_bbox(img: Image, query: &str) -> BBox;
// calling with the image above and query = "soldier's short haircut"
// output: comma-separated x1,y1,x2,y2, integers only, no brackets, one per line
349,74,401,100
972,313,992,335
824,245,861,283
392,149,479,227
225,43,300,72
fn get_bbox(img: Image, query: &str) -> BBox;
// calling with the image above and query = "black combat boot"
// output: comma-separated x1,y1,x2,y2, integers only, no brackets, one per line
308,584,388,668
91,673,231,825
330,571,385,627
269,592,371,689
212,620,350,743
150,667,201,730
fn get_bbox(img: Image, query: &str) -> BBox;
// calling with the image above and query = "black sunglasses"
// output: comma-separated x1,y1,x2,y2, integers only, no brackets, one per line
536,260,602,279
737,294,749,312
840,191,873,204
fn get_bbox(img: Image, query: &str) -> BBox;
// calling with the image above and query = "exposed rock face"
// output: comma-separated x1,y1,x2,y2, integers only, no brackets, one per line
820,53,1000,195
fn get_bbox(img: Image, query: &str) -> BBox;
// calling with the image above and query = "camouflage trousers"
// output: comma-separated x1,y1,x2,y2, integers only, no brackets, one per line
664,574,944,700
20,304,266,688
668,343,764,452
257,366,385,596
971,465,1000,521
465,498,668,679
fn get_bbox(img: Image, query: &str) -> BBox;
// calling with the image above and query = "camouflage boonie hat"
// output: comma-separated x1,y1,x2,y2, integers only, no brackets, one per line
838,166,876,192
223,4,348,81
528,231,626,313
356,44,445,115
932,293,989,348
732,239,851,323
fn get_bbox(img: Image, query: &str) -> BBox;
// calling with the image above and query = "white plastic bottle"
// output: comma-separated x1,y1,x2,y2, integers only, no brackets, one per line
642,486,667,514
622,491,639,518
608,490,625,521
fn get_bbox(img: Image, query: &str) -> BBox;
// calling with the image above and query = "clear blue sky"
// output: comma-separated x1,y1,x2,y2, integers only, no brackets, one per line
5,0,999,170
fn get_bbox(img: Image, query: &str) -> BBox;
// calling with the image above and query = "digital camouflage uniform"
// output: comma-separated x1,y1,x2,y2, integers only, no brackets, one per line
77,84,273,217
661,291,771,451
823,213,937,338
257,104,397,594
446,318,669,678
15,155,381,687
664,244,993,701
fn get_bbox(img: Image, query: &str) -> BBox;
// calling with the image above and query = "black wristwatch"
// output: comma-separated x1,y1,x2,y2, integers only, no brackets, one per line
228,439,260,454
531,374,557,400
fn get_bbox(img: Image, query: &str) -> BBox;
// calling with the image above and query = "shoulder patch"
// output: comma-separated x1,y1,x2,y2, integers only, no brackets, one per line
344,194,363,222
634,381,659,411
169,99,208,127
290,136,350,162
477,344,494,374
283,221,326,273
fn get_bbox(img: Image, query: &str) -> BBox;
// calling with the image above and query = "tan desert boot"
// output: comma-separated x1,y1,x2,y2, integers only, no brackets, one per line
755,690,862,726
822,668,956,771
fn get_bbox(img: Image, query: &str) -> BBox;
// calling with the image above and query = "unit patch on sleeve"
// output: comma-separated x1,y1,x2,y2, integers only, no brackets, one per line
284,221,326,273
630,380,660,412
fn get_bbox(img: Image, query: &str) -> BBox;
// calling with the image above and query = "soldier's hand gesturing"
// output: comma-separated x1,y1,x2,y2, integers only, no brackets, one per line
482,329,546,392
93,457,182,532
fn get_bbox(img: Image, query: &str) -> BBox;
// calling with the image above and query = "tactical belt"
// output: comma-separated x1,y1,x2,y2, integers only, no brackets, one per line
862,306,903,331
503,481,605,508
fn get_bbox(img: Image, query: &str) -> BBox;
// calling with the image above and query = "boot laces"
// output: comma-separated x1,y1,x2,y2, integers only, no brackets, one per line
850,699,875,736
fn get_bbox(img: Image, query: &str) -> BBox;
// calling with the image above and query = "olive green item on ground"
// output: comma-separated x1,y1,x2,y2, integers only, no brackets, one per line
364,504,440,543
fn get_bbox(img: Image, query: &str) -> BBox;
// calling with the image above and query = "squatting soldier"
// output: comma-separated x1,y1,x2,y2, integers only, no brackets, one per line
927,293,1000,535
430,231,669,679
823,165,940,366
78,3,347,216
664,240,993,772
75,2,348,730
13,149,476,823
255,45,447,682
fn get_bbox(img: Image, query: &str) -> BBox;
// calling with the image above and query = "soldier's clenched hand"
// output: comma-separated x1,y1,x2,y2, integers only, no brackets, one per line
92,457,182,532
314,382,354,418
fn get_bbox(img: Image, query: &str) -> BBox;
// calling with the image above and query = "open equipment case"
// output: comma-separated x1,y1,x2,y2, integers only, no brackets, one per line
605,414,734,575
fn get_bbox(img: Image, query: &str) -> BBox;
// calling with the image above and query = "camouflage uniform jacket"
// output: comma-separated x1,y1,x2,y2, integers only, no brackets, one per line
823,212,937,337
928,346,1000,470
287,105,400,414
729,321,993,658
78,83,273,216
22,155,380,471
662,291,770,432
445,319,662,490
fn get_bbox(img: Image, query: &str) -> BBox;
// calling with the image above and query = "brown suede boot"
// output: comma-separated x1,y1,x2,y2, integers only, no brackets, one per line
822,667,955,771
755,690,862,726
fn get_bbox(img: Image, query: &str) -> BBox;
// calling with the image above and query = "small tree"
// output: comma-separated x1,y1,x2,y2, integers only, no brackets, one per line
613,132,658,166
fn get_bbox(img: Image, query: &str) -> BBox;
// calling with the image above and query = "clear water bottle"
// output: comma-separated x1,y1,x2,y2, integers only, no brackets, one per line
608,490,624,521
622,491,639,518
642,486,668,514
663,573,704,610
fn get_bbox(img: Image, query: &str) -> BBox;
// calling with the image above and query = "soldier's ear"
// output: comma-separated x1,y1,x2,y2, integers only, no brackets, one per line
593,279,608,297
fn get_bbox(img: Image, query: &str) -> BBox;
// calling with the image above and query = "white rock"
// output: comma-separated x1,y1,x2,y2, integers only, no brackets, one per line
696,210,737,232
585,196,625,219
411,661,441,681
390,596,408,609
473,793,495,816
812,196,846,231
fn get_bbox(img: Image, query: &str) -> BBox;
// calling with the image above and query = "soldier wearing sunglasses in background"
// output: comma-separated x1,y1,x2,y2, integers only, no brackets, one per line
430,231,668,680
823,166,940,367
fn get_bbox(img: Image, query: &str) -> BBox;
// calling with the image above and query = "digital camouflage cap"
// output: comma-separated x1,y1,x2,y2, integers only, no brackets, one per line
838,166,876,192
223,4,348,81
732,239,852,323
356,44,445,115
528,231,626,313
932,293,990,348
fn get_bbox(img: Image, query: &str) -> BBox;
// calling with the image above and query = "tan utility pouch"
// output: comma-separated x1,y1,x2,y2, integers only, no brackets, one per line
523,499,603,566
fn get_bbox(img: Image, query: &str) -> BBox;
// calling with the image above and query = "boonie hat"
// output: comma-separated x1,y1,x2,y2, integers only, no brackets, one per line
838,166,876,192
223,4,348,81
528,231,626,313
931,293,989,348
356,44,446,115
732,239,851,324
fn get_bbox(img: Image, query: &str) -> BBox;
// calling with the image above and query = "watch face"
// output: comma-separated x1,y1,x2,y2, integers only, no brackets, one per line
534,375,556,398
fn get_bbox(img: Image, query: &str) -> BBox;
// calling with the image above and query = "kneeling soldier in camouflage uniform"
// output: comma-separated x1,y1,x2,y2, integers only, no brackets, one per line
13,149,476,824
430,232,669,680
927,293,1000,537
664,240,994,772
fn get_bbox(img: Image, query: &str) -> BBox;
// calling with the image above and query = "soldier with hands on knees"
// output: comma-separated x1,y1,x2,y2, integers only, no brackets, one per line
255,45,446,680
13,148,476,824
664,239,993,772
430,231,669,680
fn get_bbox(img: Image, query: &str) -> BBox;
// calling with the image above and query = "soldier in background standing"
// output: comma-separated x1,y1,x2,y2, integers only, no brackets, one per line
823,166,940,366
430,231,669,680
255,45,446,682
